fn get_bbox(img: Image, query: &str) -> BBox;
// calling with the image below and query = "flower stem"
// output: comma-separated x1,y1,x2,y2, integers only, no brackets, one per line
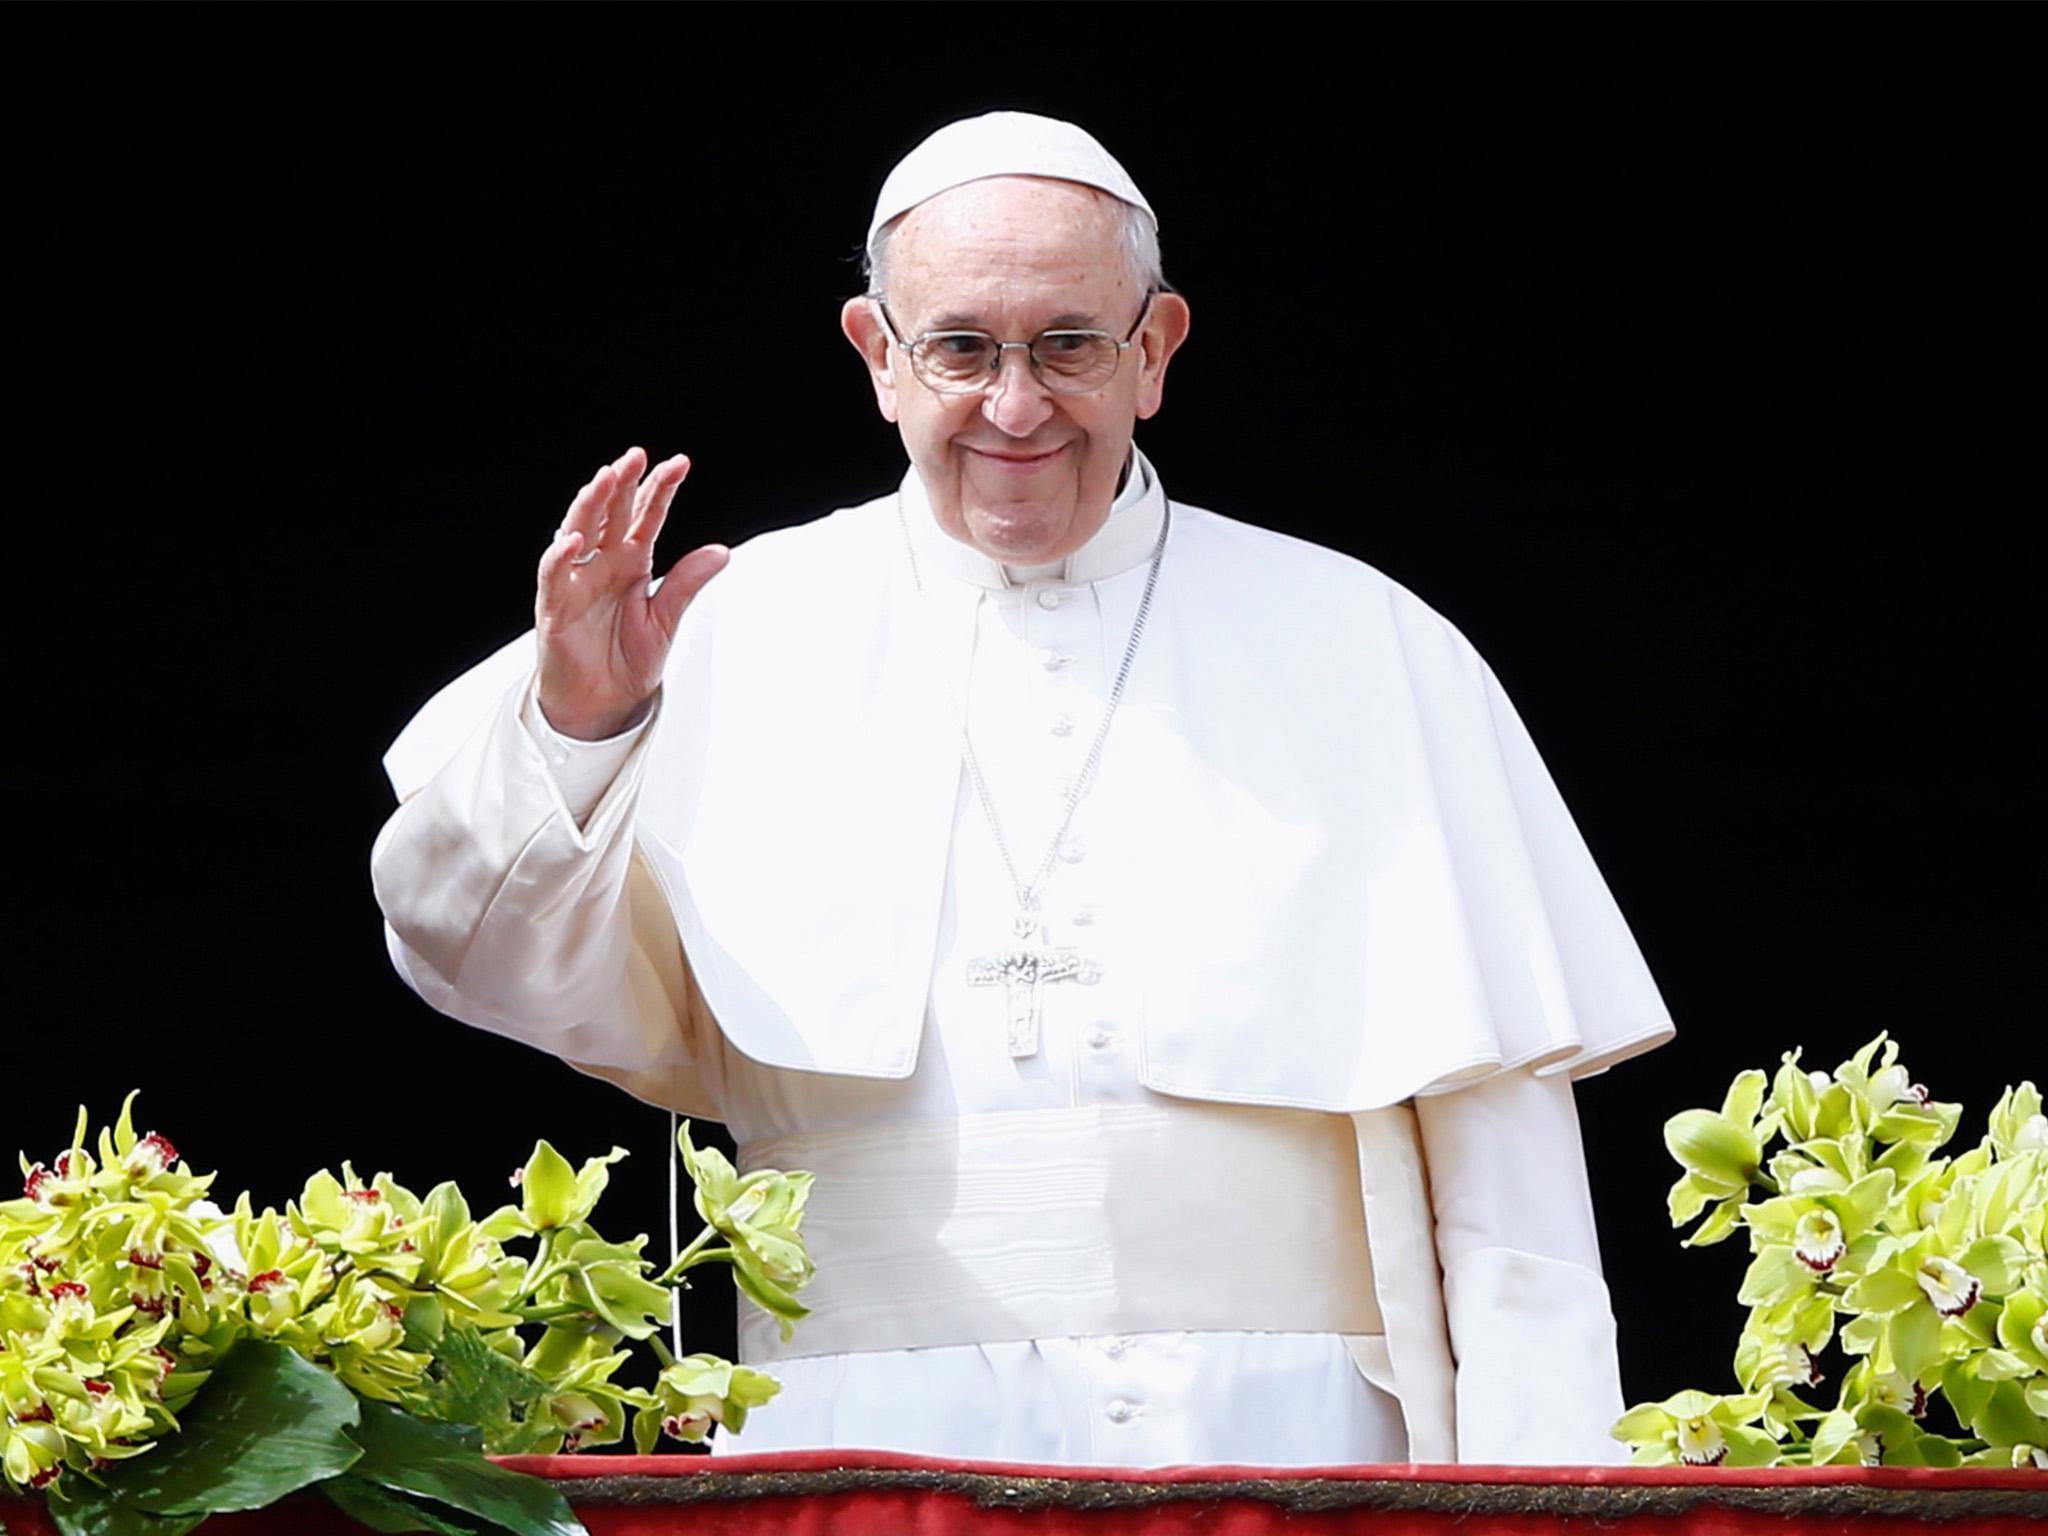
514,1301,589,1324
655,1226,722,1285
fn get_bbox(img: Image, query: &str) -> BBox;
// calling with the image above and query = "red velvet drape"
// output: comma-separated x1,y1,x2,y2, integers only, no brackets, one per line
5,1454,2037,1535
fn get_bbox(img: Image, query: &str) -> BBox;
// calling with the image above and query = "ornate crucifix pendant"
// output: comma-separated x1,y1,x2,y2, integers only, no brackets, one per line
966,909,1081,1059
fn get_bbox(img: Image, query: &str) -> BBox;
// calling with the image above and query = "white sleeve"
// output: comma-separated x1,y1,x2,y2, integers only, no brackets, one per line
518,684,648,825
1414,1067,1629,1464
370,672,722,1112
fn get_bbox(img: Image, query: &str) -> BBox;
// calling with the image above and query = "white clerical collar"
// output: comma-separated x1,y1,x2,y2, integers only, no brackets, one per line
899,446,1165,591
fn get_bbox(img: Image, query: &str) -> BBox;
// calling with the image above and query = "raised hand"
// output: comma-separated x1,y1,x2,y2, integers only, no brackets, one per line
535,447,730,741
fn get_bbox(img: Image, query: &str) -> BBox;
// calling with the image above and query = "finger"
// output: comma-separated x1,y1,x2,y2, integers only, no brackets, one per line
648,543,730,638
555,467,608,548
537,528,595,613
596,446,647,551
627,455,691,546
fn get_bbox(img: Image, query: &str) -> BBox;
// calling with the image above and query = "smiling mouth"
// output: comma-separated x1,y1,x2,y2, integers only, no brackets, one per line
968,445,1066,468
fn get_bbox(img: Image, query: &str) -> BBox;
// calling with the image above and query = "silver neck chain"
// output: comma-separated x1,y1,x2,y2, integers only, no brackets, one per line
897,502,1171,915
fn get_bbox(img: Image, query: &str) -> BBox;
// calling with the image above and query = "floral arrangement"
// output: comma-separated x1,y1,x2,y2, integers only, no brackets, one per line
1614,1034,2046,1469
0,1096,813,1535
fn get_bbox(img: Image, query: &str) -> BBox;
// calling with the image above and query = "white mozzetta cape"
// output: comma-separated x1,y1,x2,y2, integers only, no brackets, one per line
377,464,1674,1463
385,483,1669,1107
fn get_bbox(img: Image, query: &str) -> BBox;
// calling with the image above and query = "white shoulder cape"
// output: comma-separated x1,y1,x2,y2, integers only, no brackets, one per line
386,482,1673,1112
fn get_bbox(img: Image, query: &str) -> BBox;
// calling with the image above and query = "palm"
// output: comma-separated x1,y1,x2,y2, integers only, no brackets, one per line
535,447,729,741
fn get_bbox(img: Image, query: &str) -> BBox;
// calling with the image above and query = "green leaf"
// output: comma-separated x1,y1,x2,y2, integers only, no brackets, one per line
324,1475,482,1535
72,1340,362,1519
49,1505,209,1536
414,1321,557,1456
347,1399,585,1536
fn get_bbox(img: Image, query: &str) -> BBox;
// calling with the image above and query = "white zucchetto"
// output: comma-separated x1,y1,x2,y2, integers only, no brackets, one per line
866,111,1157,262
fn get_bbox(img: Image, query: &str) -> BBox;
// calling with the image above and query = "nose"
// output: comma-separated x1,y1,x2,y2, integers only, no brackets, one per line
980,346,1057,438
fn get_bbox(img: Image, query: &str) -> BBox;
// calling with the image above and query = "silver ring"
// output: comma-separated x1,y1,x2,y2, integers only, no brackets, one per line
570,549,600,567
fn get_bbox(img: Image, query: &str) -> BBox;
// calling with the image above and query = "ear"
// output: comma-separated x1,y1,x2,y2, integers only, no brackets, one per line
841,296,900,423
1132,292,1191,421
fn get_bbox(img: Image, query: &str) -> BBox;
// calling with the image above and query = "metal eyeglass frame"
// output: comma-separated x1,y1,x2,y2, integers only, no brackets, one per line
872,291,1157,396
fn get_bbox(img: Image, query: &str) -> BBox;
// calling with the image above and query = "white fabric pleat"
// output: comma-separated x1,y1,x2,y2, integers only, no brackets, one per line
734,1103,1380,1363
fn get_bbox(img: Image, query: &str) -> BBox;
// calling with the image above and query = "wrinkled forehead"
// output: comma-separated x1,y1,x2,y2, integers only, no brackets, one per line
884,177,1138,319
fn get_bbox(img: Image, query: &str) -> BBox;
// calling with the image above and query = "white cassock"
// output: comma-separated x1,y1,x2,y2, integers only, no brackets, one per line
372,449,1675,1467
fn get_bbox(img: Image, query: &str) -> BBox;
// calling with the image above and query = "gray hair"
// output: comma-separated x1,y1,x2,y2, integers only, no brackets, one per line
863,194,1164,301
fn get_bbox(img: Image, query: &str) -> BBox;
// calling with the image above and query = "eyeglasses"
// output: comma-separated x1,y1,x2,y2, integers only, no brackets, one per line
873,292,1155,396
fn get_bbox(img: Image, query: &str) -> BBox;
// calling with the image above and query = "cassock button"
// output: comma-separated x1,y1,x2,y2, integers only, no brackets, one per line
1036,588,1065,610
1038,647,1069,671
1077,961,1103,986
1085,1025,1116,1049
1050,713,1074,738
1070,903,1099,927
1058,837,1085,864
1102,1337,1127,1359
1106,1399,1139,1423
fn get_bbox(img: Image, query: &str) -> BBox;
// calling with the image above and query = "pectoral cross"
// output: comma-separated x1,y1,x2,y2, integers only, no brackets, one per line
967,910,1082,1059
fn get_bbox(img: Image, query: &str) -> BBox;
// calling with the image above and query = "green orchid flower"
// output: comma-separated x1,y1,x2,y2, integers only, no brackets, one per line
561,1235,674,1342
1987,1083,2047,1160
1809,1393,1965,1468
1742,1168,1894,1279
1991,1284,2048,1418
291,1165,424,1285
1612,1389,1779,1467
97,1092,215,1200
533,1339,652,1451
299,1272,432,1403
676,1122,815,1341
8,1098,826,1498
2,1416,64,1491
1665,1070,1779,1245
1828,1034,1963,1152
510,1141,630,1233
1734,1300,1833,1438
404,1182,526,1329
637,1353,781,1448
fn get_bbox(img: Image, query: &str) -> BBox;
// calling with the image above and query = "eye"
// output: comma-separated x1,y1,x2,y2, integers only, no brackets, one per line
931,333,994,361
1038,332,1093,356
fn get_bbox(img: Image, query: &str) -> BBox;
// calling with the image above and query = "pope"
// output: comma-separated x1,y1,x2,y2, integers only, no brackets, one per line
373,112,1677,1467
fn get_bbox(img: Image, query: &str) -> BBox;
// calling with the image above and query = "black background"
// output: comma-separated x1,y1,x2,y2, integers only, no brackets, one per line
14,6,2038,1437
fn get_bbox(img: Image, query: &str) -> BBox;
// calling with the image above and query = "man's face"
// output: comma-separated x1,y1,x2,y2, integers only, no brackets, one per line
842,177,1191,565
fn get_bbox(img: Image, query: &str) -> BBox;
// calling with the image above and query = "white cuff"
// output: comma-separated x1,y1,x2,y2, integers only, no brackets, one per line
519,684,653,823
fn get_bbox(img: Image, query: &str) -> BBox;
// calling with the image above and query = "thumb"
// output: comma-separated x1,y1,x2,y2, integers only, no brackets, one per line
650,544,731,638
